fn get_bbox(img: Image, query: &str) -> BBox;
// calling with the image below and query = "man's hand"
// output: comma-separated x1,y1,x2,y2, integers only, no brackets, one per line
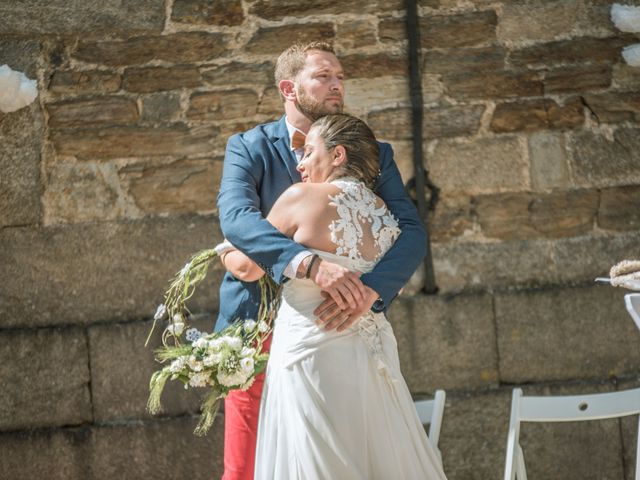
297,256,368,311
314,285,379,332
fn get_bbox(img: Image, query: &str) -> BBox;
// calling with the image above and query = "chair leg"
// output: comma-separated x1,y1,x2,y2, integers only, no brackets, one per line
516,444,528,480
635,415,640,480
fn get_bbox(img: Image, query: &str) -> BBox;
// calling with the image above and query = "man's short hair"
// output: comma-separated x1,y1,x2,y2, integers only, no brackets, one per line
274,41,335,89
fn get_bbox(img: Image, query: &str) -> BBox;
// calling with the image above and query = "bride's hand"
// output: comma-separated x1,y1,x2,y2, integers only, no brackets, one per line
314,286,379,332
309,258,367,311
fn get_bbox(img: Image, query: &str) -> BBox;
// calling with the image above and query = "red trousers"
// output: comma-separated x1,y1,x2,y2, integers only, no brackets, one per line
222,334,272,480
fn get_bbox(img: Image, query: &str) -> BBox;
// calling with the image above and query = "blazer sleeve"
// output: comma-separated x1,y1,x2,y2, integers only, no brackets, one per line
217,133,306,283
360,142,427,308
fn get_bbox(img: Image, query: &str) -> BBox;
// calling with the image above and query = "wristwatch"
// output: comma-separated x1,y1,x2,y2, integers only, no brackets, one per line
371,297,385,313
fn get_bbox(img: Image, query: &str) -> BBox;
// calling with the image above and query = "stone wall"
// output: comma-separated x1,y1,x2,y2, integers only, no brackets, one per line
1,1,639,478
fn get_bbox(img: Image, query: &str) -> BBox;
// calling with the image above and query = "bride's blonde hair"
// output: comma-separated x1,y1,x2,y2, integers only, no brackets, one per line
310,114,380,189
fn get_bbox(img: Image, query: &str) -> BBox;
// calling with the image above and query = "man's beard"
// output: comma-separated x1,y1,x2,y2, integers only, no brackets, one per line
295,87,343,121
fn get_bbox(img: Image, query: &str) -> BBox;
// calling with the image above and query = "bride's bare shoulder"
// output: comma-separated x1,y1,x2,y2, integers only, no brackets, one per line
279,182,340,203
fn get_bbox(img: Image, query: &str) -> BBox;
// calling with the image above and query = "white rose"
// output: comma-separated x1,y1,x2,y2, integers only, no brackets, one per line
187,355,203,372
243,320,257,332
222,335,243,351
193,337,208,349
240,357,255,374
258,321,269,333
165,322,184,336
240,346,256,358
208,338,223,351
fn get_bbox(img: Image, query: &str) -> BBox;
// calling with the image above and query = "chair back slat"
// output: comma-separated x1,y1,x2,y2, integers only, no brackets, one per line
625,293,640,331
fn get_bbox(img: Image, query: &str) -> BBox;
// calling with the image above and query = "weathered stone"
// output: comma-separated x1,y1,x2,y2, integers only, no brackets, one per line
89,317,212,421
123,66,202,93
248,0,402,20
583,91,640,123
49,70,122,95
336,19,377,49
379,17,405,44
0,103,43,227
201,61,273,86
542,65,612,94
0,328,91,430
495,285,640,383
0,429,90,480
244,23,334,55
171,0,243,26
339,52,408,78
438,389,511,480
51,124,222,159
74,32,229,67
257,86,282,117
428,194,474,242
528,132,571,191
0,0,164,35
429,136,527,193
423,46,505,74
46,97,139,128
444,70,542,99
490,98,584,133
598,186,640,231
433,238,554,293
388,292,498,392
474,190,598,240
0,39,40,77
43,161,126,224
421,10,497,49
570,128,640,188
187,89,260,121
613,63,640,90
368,105,484,141
89,417,224,480
0,216,224,327
509,37,628,68
119,158,222,214
139,92,182,124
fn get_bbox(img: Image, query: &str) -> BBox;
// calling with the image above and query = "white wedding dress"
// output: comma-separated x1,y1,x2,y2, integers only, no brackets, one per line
254,178,448,480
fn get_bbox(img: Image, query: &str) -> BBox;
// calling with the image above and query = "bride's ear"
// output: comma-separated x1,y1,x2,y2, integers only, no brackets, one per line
332,145,347,167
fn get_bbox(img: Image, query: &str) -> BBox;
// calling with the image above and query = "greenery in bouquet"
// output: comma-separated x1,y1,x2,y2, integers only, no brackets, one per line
145,249,281,436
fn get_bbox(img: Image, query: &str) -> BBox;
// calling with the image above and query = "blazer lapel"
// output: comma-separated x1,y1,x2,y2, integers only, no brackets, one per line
272,116,301,184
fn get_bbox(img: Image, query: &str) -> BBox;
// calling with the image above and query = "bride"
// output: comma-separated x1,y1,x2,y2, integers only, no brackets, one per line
221,114,448,480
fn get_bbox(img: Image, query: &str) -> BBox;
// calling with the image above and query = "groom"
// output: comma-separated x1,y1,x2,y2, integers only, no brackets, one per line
216,41,426,479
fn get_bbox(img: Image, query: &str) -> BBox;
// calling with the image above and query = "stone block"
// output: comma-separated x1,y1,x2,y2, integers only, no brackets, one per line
509,37,628,68
0,0,164,35
119,158,222,214
139,92,182,124
74,32,229,67
495,285,640,383
248,0,402,20
46,97,139,128
427,194,474,242
444,69,542,99
583,91,640,123
257,86,282,117
0,215,224,327
336,19,377,50
599,186,640,231
429,136,527,194
490,97,584,133
613,63,640,90
387,292,498,392
379,16,405,44
43,161,126,224
187,89,260,121
123,66,202,93
49,70,122,95
432,238,554,293
89,416,224,480
569,128,640,188
0,39,40,77
51,124,221,160
475,190,598,240
89,316,213,421
543,65,612,94
421,10,497,49
528,132,571,191
171,0,243,26
201,61,273,87
0,428,90,480
0,103,43,227
244,23,334,55
0,328,91,430
438,388,512,480
423,46,505,75
340,52,408,78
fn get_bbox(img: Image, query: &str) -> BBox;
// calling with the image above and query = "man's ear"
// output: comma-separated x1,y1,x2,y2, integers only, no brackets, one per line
279,79,296,101
333,145,347,167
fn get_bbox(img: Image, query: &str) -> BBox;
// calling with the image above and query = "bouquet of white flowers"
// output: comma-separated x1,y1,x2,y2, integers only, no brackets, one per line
146,249,281,435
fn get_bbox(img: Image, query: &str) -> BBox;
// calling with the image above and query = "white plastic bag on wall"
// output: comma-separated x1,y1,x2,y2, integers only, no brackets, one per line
0,64,38,113
622,44,640,66
611,3,640,32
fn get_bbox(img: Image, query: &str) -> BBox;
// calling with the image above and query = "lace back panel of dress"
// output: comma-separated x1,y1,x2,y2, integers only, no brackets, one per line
328,178,401,263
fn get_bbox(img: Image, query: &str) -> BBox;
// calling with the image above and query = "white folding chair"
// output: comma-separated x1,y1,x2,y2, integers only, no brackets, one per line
504,387,640,480
625,293,640,331
414,389,446,465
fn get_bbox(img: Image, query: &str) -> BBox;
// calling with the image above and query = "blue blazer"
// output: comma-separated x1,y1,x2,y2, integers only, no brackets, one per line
215,116,426,332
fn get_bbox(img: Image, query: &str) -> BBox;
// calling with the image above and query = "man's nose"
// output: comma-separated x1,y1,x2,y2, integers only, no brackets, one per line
330,76,343,91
